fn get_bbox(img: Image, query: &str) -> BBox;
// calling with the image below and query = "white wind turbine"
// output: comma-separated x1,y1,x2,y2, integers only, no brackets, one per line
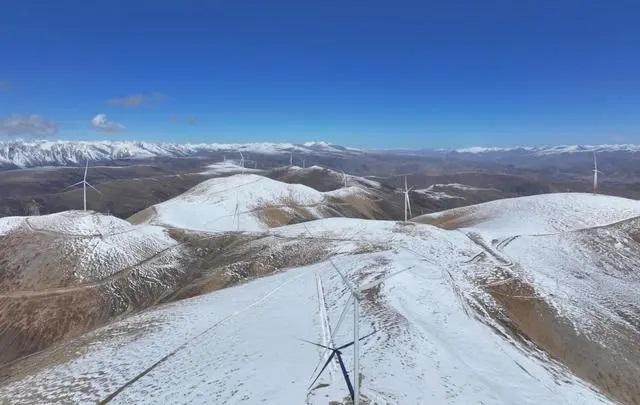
403,175,413,222
341,170,348,188
239,151,245,174
64,160,101,211
325,263,414,405
592,152,602,194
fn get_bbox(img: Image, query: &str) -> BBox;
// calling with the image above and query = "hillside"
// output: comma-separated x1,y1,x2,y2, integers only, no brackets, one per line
0,219,610,404
128,174,388,232
1,189,639,404
0,211,187,363
416,192,640,236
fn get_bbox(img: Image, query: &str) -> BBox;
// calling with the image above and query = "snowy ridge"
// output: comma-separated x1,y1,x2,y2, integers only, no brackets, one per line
0,139,360,168
0,218,611,404
137,174,372,233
448,144,640,155
0,211,180,287
418,192,640,238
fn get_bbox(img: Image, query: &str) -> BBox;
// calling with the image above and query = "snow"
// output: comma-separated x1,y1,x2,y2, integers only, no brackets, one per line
199,161,263,175
0,218,609,404
420,192,640,238
143,174,379,233
0,140,359,168
501,224,640,338
0,216,24,235
146,174,329,232
0,211,179,283
414,189,463,200
449,144,640,155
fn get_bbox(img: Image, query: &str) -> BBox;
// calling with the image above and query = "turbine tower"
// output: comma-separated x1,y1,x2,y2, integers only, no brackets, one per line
592,152,602,194
239,151,245,174
63,160,101,211
403,175,413,222
303,331,376,402
329,266,409,405
341,171,348,188
289,152,293,166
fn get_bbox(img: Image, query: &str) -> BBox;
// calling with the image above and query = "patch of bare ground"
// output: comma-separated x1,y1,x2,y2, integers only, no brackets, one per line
126,206,157,225
329,194,388,220
482,273,640,405
0,250,188,366
415,208,487,230
0,231,83,291
164,229,330,301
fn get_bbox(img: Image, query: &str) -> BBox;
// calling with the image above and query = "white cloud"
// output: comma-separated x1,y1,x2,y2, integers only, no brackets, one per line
0,114,58,136
91,114,126,132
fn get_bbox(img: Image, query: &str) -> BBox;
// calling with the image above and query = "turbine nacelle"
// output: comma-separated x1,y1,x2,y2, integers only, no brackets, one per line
63,160,101,211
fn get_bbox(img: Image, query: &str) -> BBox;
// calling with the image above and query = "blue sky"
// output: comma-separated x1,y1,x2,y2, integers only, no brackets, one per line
0,0,638,148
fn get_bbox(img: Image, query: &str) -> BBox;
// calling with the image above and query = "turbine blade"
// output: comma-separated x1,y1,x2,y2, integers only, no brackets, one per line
335,351,355,401
336,329,377,350
298,338,333,351
85,182,102,195
308,351,336,390
332,293,354,340
361,266,415,290
407,196,412,218
84,160,89,181
62,181,84,191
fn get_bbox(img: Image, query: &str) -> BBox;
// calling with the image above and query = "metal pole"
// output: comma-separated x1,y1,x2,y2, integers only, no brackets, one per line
353,296,360,405
83,182,87,211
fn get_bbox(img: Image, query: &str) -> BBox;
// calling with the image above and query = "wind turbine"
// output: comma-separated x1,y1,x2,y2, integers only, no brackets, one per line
403,175,413,222
63,160,101,211
303,330,376,402
329,266,411,405
289,152,293,166
592,152,602,194
341,171,348,188
239,151,245,174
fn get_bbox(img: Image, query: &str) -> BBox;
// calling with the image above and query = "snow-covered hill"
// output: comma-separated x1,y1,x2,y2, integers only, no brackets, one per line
0,219,611,404
2,193,639,404
0,211,188,364
0,211,180,290
0,140,359,168
416,192,640,238
450,144,640,155
130,174,381,232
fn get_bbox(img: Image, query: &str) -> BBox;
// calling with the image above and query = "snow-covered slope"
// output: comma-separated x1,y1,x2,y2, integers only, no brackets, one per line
450,144,640,155
0,219,610,404
417,193,640,237
131,174,378,233
2,193,639,404
0,211,180,290
199,161,263,175
0,140,360,168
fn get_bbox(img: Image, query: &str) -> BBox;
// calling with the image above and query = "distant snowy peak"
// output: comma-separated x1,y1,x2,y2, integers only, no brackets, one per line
450,144,640,155
0,139,360,168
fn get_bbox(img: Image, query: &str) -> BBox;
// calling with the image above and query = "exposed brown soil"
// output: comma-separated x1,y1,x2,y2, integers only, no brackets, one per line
164,229,330,301
414,208,486,230
126,206,157,225
485,275,640,405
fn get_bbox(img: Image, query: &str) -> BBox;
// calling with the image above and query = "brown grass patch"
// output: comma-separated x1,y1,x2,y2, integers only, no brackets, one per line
485,276,640,405
415,208,486,230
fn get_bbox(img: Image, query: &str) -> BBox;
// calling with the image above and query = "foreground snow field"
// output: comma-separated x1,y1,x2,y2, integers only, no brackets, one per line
0,218,613,404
